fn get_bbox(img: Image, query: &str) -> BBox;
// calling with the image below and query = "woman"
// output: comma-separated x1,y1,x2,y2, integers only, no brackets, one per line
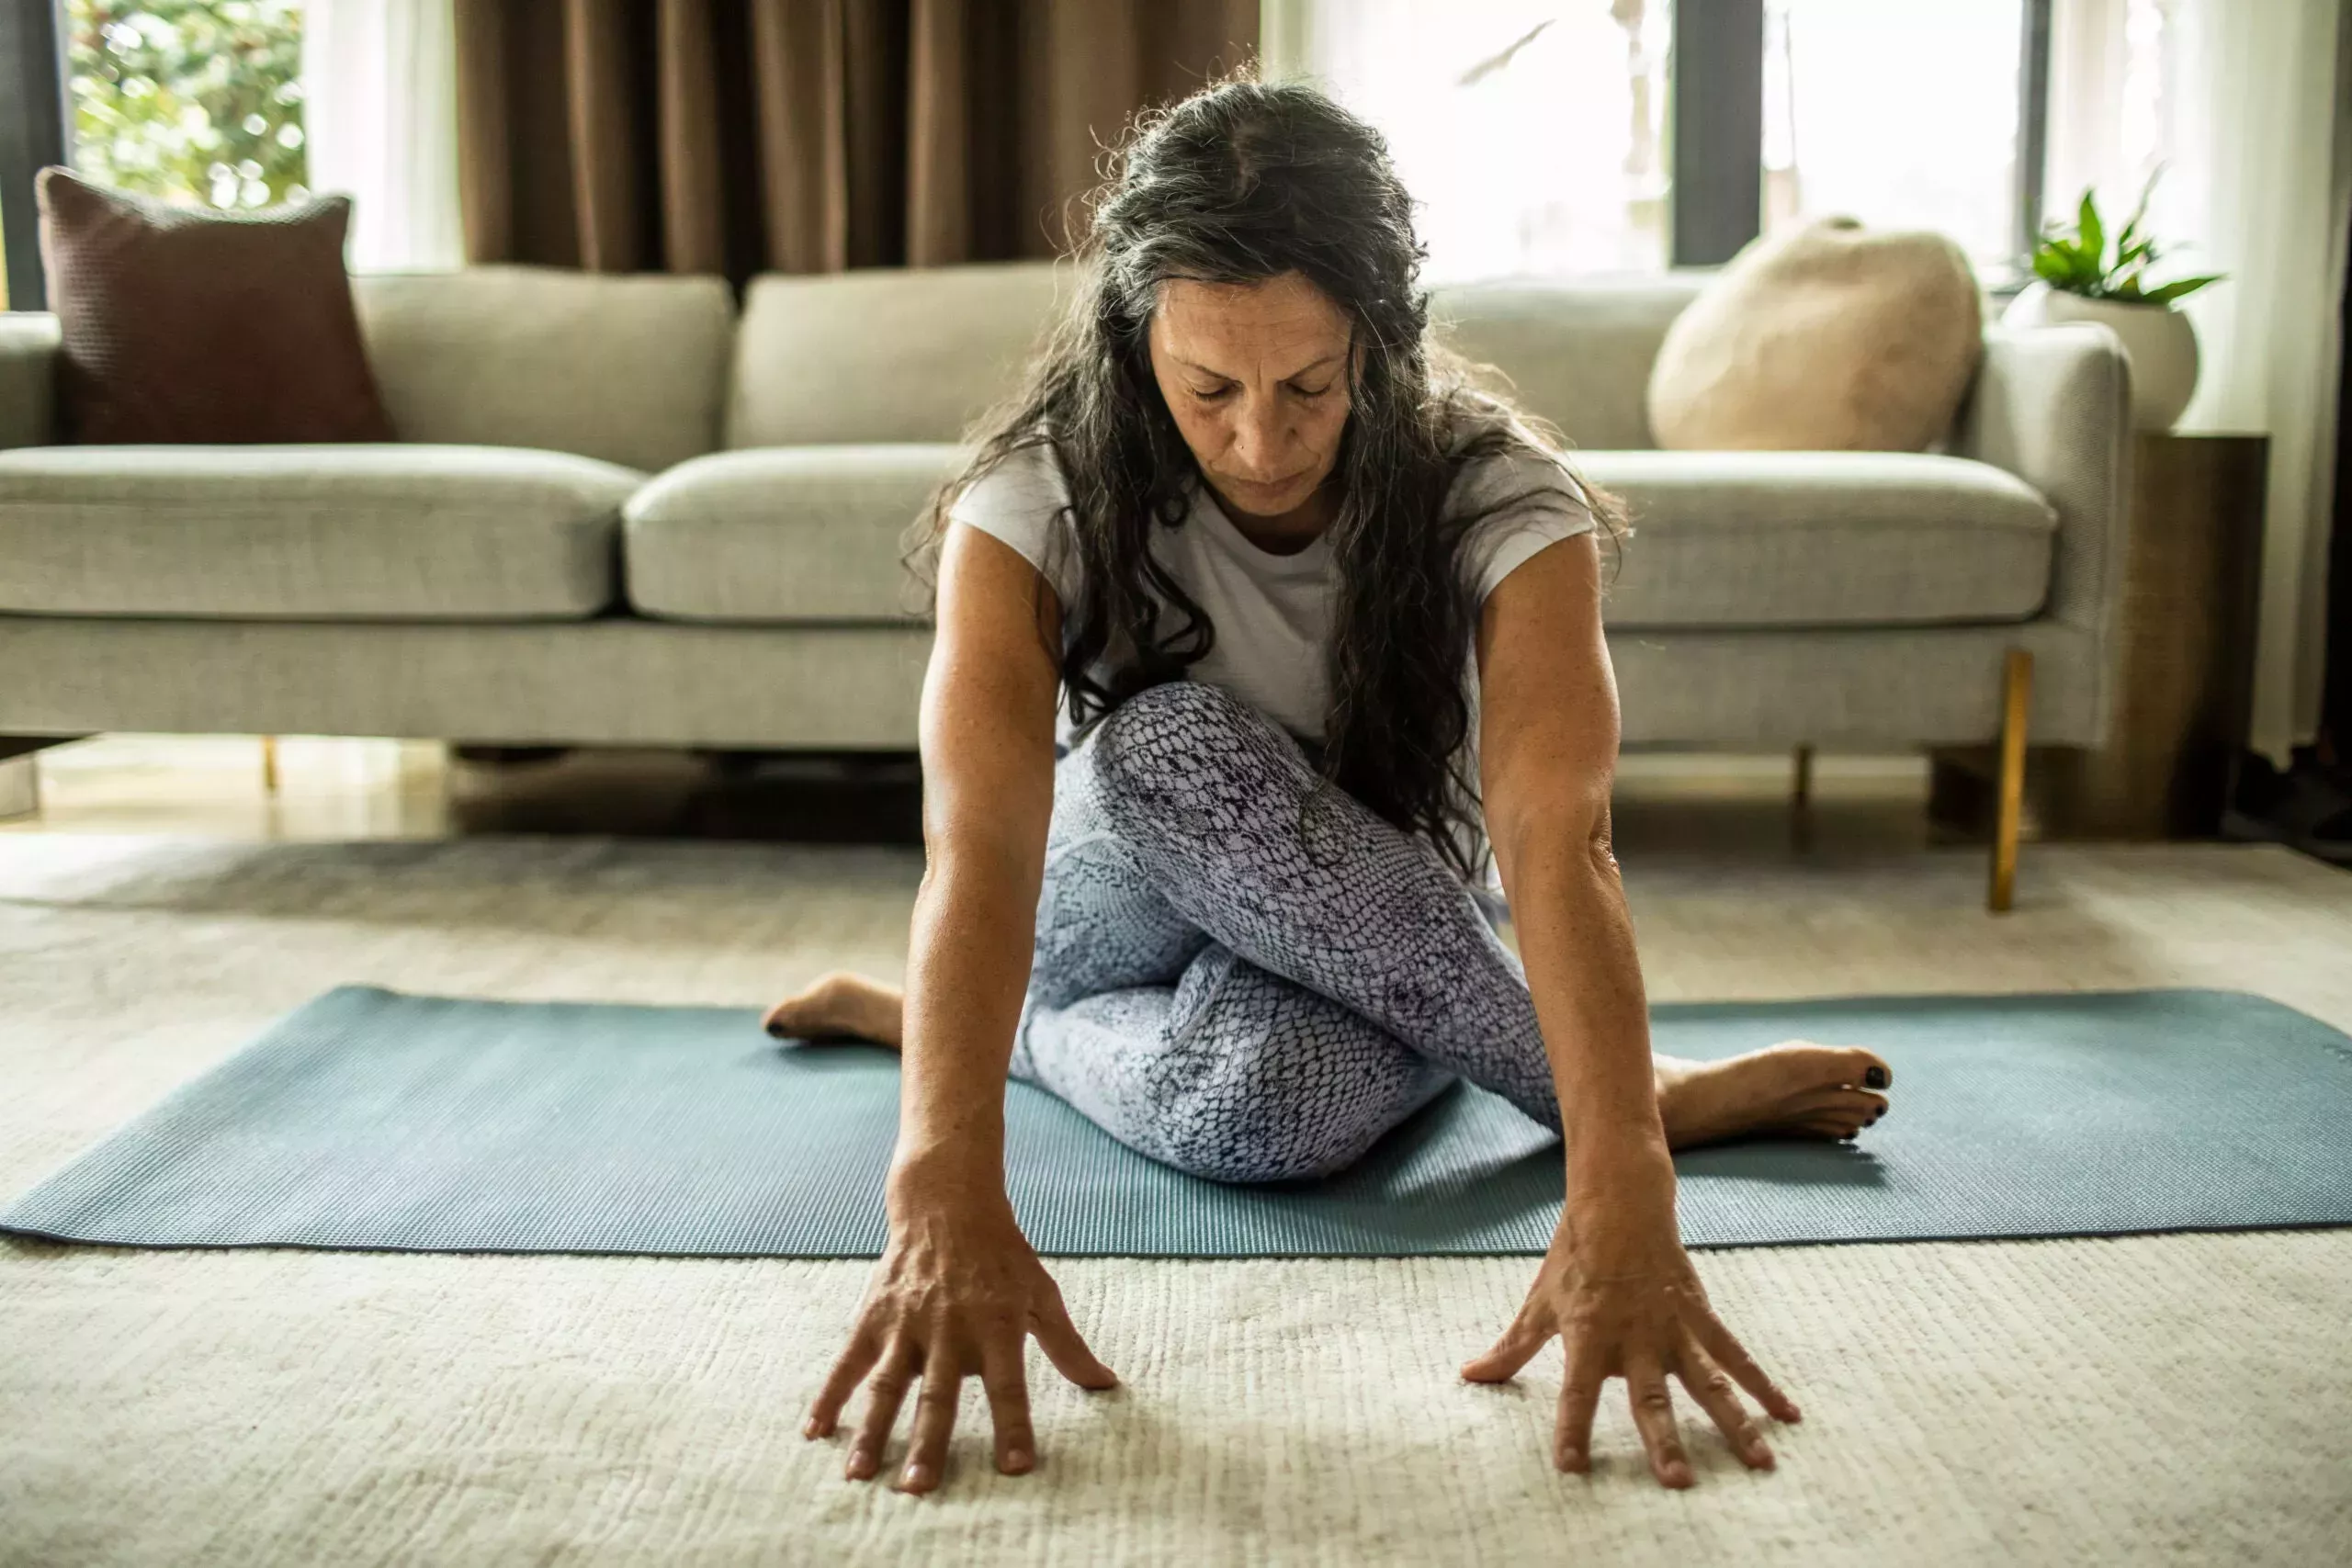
767,77,1893,1495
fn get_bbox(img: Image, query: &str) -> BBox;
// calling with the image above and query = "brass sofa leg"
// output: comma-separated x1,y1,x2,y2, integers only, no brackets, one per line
261,736,281,795
1988,649,2033,912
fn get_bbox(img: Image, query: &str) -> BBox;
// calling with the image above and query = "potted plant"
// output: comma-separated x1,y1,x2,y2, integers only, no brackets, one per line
2003,173,2224,431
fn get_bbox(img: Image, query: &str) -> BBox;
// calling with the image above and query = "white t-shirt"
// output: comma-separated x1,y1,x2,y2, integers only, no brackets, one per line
950,432,1597,751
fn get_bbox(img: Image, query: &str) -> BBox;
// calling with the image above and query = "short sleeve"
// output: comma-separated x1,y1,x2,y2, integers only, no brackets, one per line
946,438,1083,605
1449,445,1599,603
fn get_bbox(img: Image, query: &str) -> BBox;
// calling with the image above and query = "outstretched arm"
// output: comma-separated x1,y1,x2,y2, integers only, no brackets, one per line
1463,530,1801,1485
802,522,1116,1494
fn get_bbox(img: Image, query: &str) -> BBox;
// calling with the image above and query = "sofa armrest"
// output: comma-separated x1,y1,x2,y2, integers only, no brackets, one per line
0,313,61,449
1953,323,2132,637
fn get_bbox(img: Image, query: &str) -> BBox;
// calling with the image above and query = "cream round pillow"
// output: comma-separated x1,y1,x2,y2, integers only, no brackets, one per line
1646,216,1983,451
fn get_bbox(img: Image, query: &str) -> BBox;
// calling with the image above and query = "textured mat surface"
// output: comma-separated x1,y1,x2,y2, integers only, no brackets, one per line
6,983,2350,1258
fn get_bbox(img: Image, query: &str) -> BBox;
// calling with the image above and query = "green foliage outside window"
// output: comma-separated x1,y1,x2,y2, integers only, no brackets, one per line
66,1,308,210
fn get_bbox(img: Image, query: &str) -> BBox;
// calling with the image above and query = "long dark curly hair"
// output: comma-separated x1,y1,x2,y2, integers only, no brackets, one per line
913,73,1623,876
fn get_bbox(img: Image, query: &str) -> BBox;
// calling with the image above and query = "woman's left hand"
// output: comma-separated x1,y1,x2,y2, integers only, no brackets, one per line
1462,1197,1803,1486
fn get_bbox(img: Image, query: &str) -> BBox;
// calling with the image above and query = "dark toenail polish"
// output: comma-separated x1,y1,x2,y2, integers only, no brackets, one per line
1864,1066,1889,1089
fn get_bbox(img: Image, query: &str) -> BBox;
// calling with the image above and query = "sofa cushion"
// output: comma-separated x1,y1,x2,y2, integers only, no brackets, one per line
1578,451,2056,628
354,268,733,471
0,445,640,620
1430,276,1704,452
626,446,2052,633
727,265,1073,448
625,446,962,623
724,264,1708,454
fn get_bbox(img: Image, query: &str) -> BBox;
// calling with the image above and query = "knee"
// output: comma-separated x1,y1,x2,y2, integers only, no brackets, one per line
1148,1099,1342,1185
1143,1056,1387,1186
1095,680,1255,761
1090,681,1291,805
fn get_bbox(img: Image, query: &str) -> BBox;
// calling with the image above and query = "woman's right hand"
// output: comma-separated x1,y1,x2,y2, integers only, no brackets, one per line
803,1179,1117,1494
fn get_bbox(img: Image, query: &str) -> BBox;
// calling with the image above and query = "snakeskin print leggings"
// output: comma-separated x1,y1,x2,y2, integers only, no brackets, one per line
1010,679,1562,1183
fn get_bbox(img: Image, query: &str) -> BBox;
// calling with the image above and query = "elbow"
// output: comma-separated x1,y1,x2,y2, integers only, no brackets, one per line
1487,779,1617,890
1567,797,1620,884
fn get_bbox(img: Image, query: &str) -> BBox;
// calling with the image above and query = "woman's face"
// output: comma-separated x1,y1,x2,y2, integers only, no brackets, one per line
1147,271,1354,530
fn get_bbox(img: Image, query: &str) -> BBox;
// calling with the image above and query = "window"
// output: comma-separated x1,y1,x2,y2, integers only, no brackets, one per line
1274,0,2060,282
1283,0,1673,283
1763,0,2027,277
65,0,308,210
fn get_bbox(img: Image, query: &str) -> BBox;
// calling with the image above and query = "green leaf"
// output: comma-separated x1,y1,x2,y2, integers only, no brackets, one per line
2076,189,2106,276
2142,273,2225,306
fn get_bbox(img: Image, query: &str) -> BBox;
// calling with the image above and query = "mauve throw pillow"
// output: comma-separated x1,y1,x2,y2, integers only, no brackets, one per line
35,167,393,444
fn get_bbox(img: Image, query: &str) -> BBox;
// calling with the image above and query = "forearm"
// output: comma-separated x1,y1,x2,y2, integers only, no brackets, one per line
891,829,1046,1200
1495,811,1675,1209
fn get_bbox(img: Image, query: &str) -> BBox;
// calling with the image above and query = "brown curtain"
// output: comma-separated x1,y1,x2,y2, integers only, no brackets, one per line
454,0,1259,278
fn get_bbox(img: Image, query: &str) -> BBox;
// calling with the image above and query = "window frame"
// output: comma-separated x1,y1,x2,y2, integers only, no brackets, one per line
1,0,70,311
1671,0,2053,286
1670,0,1765,265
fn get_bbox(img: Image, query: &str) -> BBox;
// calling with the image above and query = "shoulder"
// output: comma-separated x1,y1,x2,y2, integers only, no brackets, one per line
1440,413,1598,602
1450,445,1596,524
1441,403,1594,522
947,432,1081,603
949,433,1071,529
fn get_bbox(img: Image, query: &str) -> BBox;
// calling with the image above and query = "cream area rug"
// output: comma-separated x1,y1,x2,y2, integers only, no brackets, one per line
2,833,2348,1567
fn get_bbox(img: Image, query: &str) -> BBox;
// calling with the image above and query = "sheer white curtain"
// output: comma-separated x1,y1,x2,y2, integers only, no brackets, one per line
300,0,464,272
2047,0,2351,764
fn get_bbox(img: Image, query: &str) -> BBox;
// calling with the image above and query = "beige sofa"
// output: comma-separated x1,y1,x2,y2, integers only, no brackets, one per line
0,263,2130,897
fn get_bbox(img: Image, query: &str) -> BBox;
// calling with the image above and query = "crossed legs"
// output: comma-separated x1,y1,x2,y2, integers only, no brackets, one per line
770,682,1891,1181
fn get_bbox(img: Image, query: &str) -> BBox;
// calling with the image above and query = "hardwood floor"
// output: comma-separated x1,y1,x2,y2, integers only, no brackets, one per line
0,734,1962,861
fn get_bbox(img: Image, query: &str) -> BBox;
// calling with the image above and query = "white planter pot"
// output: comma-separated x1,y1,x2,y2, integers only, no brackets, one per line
2002,282,2200,431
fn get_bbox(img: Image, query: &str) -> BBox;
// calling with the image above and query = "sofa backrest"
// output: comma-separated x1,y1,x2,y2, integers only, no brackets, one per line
1430,274,1703,452
354,266,733,473
726,262,1078,449
726,260,1702,451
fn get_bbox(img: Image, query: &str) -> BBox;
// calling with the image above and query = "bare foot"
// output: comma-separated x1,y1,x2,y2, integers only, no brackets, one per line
1654,1041,1892,1149
763,972,906,1048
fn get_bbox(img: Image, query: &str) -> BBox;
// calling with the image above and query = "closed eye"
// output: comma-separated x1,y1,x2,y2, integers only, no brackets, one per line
1188,381,1335,402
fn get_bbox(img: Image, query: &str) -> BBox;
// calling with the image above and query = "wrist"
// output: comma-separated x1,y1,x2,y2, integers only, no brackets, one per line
1559,1122,1677,1236
1562,1108,1673,1186
885,1140,1009,1219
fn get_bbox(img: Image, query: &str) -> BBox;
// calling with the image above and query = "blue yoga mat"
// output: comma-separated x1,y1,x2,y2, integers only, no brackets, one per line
6,986,2350,1258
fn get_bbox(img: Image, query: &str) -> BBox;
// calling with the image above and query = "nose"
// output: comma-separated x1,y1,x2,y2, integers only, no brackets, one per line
1228,401,1289,481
